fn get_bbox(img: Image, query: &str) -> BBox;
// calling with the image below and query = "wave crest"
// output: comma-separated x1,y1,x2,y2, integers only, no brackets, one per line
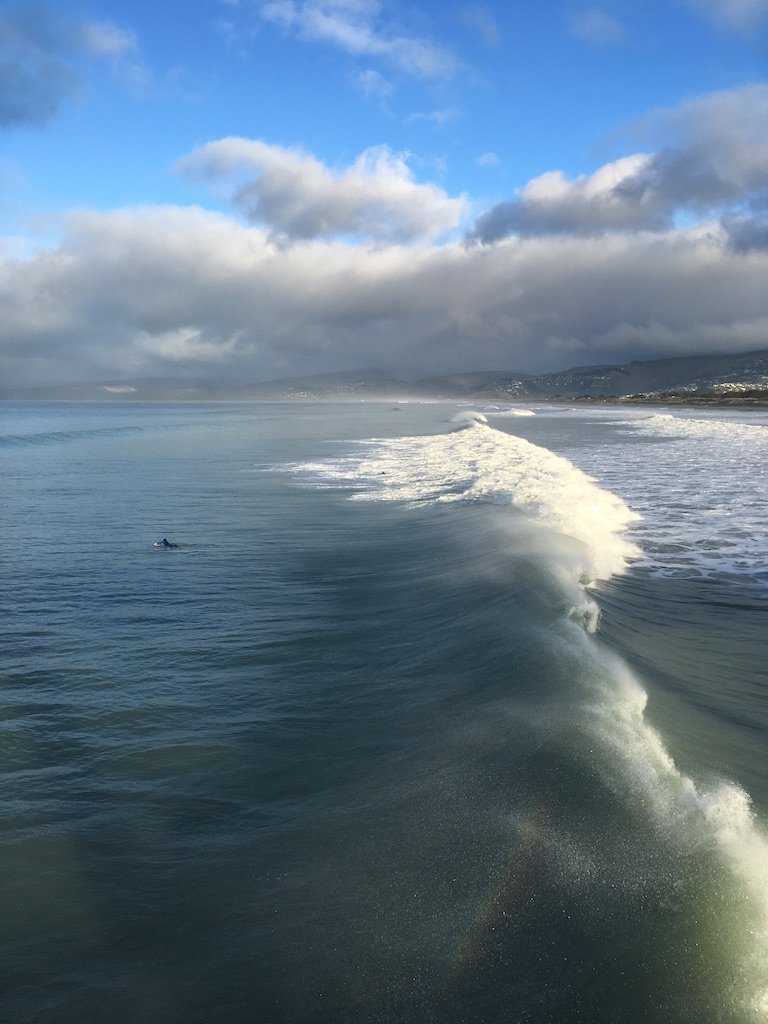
295,420,641,582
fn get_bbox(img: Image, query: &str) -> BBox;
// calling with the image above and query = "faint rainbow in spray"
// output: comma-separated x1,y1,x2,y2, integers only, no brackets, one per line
441,808,544,994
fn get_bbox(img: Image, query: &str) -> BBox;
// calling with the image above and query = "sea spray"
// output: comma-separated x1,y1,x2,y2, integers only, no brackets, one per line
574,638,768,1020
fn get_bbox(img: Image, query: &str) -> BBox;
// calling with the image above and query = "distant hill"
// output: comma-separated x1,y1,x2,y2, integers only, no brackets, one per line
466,350,768,402
4,350,768,404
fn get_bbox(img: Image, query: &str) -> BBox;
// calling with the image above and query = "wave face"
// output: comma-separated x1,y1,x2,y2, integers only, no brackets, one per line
2,400,767,1023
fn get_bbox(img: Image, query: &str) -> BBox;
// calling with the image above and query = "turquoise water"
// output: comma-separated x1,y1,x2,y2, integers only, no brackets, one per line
1,400,767,1022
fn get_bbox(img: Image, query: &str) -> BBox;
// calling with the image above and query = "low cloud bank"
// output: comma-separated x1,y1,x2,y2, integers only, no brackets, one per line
2,205,767,388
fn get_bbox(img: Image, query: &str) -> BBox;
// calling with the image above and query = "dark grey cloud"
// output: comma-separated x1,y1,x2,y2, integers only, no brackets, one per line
467,155,668,243
614,145,738,209
469,143,765,243
722,213,768,251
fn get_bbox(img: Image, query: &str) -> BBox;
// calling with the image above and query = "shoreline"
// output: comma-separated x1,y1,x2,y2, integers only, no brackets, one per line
531,390,768,409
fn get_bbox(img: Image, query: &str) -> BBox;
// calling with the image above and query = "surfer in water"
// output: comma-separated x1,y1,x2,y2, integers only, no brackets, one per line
154,538,178,548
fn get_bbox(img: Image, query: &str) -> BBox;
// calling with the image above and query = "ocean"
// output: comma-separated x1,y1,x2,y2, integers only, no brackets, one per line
1,398,767,1023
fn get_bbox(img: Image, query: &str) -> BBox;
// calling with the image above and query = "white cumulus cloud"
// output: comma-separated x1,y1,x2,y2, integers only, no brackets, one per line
469,85,768,244
176,137,468,243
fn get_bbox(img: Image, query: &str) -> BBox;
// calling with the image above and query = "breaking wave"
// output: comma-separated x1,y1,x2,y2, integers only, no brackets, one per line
292,413,768,1019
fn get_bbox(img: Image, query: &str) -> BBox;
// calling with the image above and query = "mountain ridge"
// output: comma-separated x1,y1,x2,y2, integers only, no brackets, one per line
4,349,768,404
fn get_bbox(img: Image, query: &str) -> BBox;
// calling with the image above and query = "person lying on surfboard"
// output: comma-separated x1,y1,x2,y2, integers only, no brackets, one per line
154,538,178,548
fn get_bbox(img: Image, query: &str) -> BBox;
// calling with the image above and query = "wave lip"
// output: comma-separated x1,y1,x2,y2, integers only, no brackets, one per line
587,653,768,1019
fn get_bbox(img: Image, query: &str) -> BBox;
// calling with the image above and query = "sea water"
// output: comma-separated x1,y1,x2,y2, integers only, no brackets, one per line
1,399,766,1023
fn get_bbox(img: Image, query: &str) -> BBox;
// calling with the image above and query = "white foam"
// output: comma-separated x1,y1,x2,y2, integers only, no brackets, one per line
494,407,536,417
537,407,768,583
640,411,768,440
641,415,765,581
295,419,640,582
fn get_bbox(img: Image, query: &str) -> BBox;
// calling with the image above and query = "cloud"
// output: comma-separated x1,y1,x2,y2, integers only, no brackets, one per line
356,68,393,99
77,18,148,92
78,20,137,58
405,108,459,126
0,6,146,128
476,152,500,168
469,155,660,242
258,0,459,78
460,7,500,47
469,84,768,244
569,9,626,47
627,81,768,148
176,137,468,243
723,213,768,251
682,0,768,30
2,205,767,389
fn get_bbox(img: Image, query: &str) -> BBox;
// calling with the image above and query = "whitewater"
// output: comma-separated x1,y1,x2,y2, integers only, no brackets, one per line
1,399,766,1022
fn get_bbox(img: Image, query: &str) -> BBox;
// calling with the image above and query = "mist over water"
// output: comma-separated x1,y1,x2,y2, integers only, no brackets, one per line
1,400,766,1022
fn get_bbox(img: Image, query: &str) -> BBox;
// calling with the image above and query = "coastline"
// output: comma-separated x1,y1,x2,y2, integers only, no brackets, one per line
533,389,768,409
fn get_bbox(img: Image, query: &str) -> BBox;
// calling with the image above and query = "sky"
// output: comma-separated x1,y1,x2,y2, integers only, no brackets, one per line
1,0,767,387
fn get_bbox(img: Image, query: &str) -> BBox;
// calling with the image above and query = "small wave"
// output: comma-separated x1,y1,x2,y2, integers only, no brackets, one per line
495,407,536,417
450,410,488,429
0,425,145,449
640,411,768,441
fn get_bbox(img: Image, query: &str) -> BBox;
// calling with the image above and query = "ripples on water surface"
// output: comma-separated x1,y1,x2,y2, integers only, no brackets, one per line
1,400,767,1023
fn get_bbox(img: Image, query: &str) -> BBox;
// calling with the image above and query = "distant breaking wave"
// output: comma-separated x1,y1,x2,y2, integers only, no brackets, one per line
294,417,641,583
